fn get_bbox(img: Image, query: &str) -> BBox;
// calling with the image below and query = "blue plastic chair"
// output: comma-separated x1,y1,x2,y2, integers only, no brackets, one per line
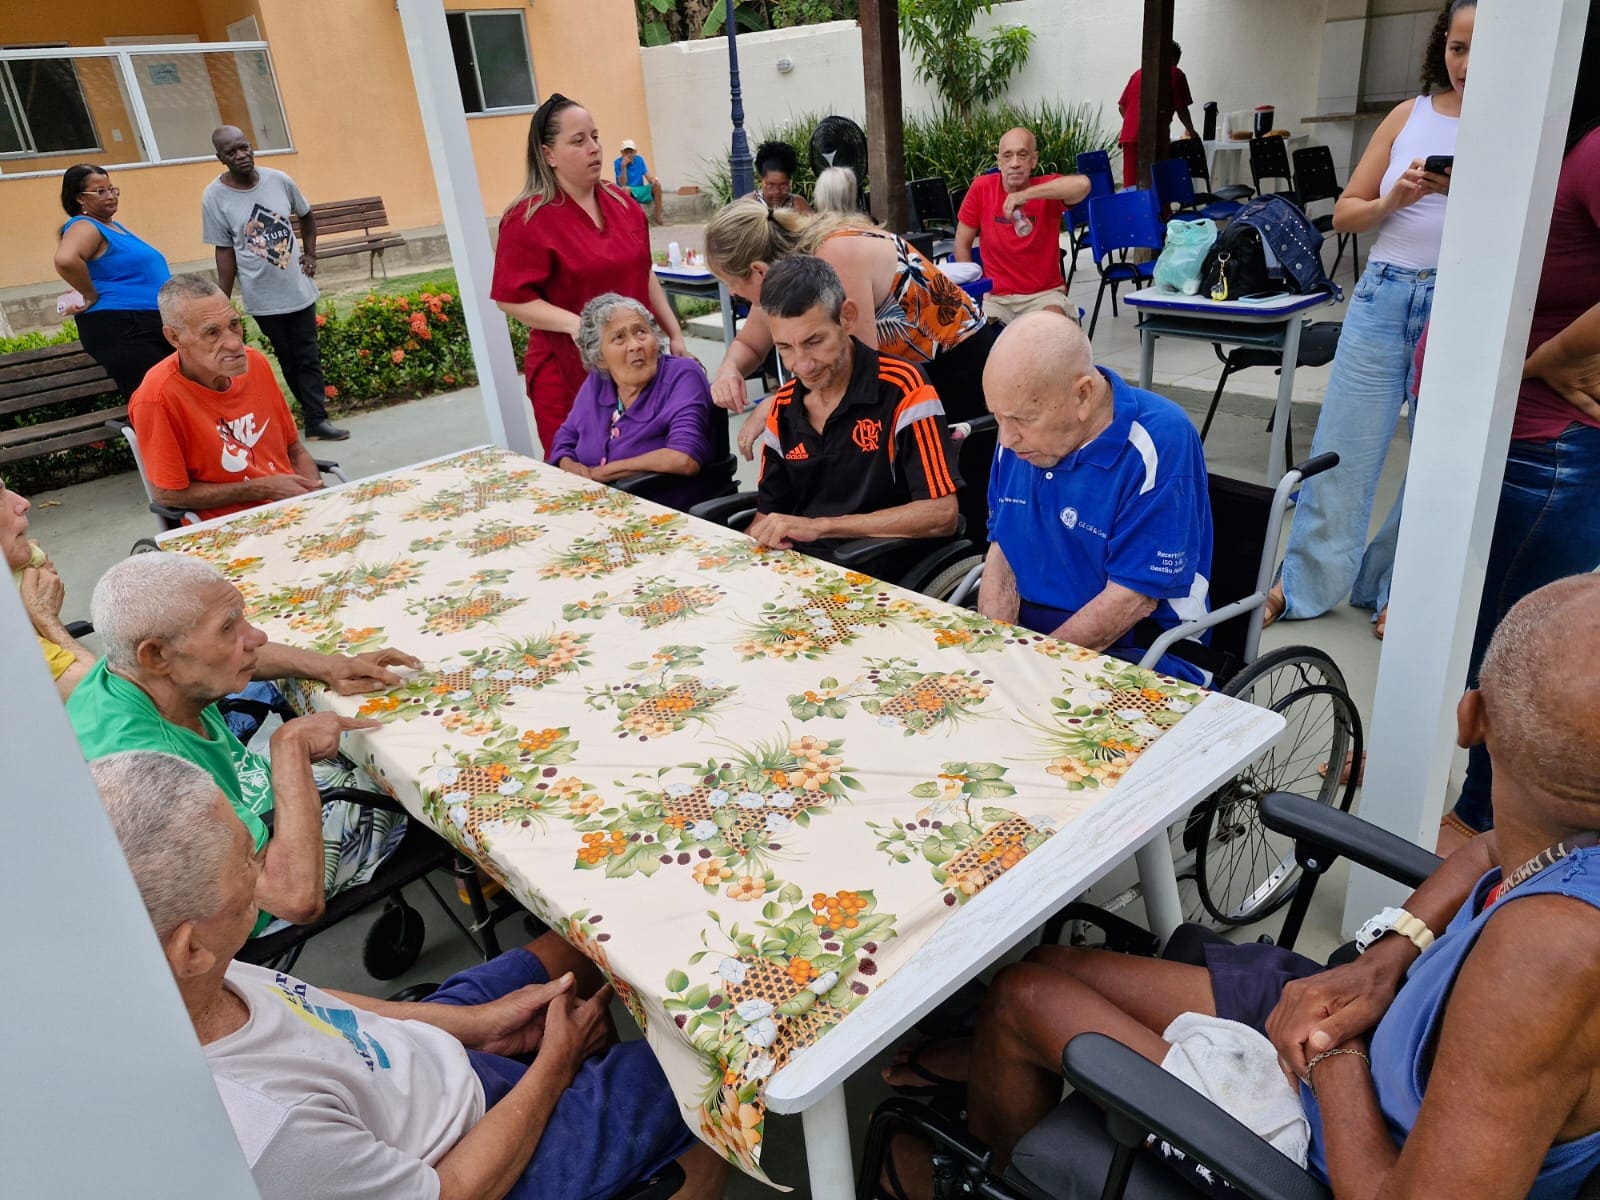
1086,189,1164,339
1075,150,1116,194
1151,158,1240,224
1063,167,1115,292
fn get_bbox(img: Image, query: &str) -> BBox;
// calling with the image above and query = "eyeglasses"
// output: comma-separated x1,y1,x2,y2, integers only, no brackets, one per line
80,187,121,198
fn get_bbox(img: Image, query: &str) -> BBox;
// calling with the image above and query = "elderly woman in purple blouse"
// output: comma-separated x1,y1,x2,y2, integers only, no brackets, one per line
548,293,712,505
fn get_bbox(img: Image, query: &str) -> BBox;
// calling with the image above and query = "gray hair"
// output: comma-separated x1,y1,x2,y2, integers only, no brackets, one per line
760,254,846,322
575,293,668,375
91,551,226,672
812,167,859,215
91,752,235,942
157,274,226,330
1478,574,1600,805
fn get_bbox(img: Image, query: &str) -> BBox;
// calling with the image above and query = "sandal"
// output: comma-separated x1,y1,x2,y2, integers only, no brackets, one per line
1263,583,1287,628
1374,605,1388,640
883,1041,969,1100
1318,750,1366,787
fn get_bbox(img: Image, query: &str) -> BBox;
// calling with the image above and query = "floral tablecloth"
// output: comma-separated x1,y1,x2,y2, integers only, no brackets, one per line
163,446,1205,1184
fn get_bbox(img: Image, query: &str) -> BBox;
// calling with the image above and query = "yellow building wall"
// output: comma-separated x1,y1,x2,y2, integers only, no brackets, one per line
0,0,656,292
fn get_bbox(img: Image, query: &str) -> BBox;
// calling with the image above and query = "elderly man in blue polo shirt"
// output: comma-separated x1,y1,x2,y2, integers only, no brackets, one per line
979,311,1212,683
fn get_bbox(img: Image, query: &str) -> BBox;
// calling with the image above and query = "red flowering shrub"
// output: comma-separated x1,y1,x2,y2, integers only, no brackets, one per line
250,281,529,410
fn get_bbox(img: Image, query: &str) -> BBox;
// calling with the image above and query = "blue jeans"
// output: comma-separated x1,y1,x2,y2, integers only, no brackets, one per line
1452,422,1600,831
1281,262,1434,619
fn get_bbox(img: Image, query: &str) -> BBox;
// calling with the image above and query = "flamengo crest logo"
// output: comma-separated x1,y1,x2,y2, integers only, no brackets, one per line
851,418,883,452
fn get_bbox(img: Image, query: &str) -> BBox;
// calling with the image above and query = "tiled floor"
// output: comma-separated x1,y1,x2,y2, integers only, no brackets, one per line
34,254,1412,1197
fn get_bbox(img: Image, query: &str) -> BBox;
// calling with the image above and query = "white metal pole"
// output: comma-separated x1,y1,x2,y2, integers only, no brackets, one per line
119,50,164,164
1342,0,1588,929
0,586,261,1198
395,0,538,459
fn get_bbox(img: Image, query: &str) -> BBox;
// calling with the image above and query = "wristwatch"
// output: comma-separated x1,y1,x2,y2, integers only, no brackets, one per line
1354,906,1435,955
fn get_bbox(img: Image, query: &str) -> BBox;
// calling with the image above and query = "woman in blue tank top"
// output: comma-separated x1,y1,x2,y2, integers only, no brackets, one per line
53,163,173,399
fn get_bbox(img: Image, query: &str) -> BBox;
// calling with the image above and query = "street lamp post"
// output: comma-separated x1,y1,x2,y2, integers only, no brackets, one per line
727,0,754,200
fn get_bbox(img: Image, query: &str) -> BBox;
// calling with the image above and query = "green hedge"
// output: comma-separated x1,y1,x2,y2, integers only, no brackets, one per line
697,100,1116,208
2,280,528,495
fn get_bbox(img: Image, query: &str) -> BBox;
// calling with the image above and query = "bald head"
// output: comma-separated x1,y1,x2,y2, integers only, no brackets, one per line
998,127,1040,192
1476,575,1600,812
212,125,255,181
987,311,1094,398
984,313,1107,467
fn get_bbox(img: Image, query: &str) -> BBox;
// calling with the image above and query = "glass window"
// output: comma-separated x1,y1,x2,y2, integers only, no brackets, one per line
0,46,291,169
445,10,537,114
0,57,98,156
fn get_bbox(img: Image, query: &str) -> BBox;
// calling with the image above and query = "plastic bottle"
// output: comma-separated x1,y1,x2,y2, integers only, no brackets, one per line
1011,209,1034,237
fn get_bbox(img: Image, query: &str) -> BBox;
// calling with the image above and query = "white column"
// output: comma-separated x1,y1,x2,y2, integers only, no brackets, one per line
1342,0,1588,928
396,0,538,459
0,587,261,1198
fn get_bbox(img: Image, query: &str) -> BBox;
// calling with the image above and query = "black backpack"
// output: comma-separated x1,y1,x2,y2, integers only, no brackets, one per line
1199,196,1342,302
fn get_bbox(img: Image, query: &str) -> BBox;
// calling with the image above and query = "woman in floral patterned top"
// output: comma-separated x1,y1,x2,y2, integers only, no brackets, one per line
705,200,1001,454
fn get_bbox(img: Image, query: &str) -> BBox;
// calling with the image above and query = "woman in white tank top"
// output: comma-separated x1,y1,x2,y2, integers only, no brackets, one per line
1267,0,1474,631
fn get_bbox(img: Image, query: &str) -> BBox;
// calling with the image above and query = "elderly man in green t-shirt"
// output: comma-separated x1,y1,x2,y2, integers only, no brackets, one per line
68,551,420,933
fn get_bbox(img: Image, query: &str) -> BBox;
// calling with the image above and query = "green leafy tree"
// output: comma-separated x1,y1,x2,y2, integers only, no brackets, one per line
900,0,1034,118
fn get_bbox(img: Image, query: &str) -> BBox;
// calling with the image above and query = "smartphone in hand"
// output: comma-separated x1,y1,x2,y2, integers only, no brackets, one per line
1423,155,1454,175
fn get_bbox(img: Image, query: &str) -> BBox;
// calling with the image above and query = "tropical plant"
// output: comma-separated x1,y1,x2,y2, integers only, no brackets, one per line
634,0,855,44
899,0,1034,118
903,100,1117,189
696,101,1115,209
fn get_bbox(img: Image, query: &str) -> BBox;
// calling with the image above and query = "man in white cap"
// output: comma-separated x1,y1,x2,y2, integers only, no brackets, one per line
613,138,663,224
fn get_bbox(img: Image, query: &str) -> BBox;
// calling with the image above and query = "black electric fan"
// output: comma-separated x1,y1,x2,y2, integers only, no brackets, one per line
809,115,869,209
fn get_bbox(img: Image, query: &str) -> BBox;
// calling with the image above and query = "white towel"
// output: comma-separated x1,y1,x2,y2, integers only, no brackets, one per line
1160,1012,1310,1167
937,261,982,285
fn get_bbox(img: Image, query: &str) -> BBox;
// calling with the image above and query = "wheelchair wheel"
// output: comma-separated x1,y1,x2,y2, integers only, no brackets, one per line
917,554,984,604
363,898,426,980
1193,646,1362,926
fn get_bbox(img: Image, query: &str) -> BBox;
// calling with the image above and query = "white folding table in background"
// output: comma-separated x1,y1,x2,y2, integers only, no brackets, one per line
1125,286,1337,482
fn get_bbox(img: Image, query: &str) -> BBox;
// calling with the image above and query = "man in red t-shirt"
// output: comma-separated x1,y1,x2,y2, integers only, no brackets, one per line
955,128,1091,326
1118,41,1199,188
131,275,323,522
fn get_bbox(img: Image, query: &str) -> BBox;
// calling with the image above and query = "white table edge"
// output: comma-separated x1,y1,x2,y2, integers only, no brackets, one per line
764,688,1285,1112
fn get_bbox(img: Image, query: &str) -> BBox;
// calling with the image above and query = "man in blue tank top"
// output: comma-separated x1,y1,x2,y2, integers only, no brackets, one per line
882,574,1600,1199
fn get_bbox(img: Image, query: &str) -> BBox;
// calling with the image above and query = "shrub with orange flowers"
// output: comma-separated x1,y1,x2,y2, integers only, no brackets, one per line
248,276,529,412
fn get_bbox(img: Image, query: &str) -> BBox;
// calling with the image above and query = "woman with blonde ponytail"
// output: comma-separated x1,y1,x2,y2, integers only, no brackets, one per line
492,94,689,452
705,198,998,455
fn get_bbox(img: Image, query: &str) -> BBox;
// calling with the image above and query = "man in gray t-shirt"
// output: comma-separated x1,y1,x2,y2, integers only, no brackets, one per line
201,126,347,440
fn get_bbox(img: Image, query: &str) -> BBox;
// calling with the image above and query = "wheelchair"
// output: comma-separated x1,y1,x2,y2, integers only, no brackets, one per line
944,451,1362,931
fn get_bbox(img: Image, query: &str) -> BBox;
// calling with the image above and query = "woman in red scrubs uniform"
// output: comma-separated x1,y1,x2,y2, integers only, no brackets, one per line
493,94,689,452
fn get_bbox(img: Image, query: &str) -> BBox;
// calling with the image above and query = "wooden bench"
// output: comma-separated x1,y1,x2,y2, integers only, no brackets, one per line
0,341,123,468
299,196,406,278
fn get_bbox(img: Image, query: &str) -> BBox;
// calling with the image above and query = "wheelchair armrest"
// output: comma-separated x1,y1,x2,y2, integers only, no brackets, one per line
608,470,674,496
150,500,200,527
949,414,997,442
320,785,411,818
1061,1033,1332,1200
314,460,349,484
1259,792,1441,890
690,490,759,527
65,620,93,639
829,517,967,569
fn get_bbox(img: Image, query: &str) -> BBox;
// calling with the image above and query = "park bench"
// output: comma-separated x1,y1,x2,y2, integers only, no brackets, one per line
0,341,122,468
298,196,406,278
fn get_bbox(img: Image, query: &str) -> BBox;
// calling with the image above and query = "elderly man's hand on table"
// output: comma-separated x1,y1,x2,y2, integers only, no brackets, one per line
317,647,425,695
748,511,825,550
